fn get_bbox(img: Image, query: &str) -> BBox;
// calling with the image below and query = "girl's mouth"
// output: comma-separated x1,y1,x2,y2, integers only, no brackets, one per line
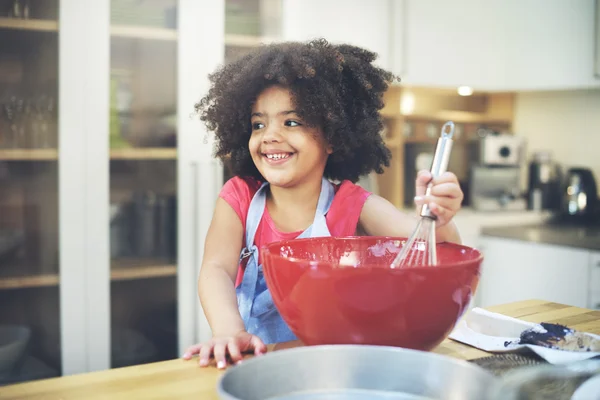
263,152,294,165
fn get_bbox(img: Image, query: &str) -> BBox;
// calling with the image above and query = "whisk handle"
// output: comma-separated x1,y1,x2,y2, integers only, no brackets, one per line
421,127,454,219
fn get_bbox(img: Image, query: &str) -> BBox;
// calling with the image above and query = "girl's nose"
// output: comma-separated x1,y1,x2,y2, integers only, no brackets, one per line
262,126,283,143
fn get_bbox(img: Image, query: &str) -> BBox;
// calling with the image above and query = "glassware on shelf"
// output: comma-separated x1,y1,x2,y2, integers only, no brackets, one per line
0,86,57,149
7,0,30,19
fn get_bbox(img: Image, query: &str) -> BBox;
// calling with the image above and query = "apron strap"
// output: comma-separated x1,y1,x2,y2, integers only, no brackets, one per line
237,178,335,324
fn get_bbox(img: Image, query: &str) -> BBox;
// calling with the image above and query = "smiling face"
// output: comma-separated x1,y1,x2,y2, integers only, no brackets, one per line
249,85,332,188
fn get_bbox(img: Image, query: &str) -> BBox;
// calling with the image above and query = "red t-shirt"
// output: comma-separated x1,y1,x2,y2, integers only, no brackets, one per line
219,176,372,286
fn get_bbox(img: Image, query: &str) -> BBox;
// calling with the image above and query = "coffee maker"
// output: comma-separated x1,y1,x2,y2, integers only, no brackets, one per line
526,152,562,211
558,167,599,224
469,132,526,211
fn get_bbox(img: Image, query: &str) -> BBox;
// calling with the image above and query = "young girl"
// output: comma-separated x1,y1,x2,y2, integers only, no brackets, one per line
182,39,464,369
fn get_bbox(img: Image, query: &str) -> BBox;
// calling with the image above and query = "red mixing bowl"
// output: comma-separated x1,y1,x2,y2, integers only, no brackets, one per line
261,236,483,351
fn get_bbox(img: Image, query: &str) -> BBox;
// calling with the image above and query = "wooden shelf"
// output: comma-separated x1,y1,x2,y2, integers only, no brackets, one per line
111,25,177,41
0,149,58,161
0,148,177,161
384,137,402,149
404,112,512,125
0,18,273,48
0,261,177,290
111,264,177,282
0,17,58,32
110,148,177,160
0,274,59,290
225,34,278,47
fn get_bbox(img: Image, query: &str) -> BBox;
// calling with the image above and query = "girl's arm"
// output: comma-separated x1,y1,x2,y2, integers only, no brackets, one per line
198,197,246,336
358,194,461,244
184,197,266,368
358,171,463,244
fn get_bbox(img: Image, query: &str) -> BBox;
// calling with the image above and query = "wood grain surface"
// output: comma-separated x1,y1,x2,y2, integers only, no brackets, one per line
1,299,598,400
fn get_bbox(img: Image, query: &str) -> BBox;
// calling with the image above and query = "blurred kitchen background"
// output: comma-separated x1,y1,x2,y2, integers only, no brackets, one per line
0,0,598,387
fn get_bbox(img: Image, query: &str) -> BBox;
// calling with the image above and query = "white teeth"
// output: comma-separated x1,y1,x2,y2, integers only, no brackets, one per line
265,153,290,160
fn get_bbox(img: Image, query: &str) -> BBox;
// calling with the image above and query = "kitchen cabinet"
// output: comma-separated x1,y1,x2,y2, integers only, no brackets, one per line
0,0,278,384
281,0,393,70
596,0,600,78
0,0,63,385
476,236,594,309
281,0,600,92
398,0,600,91
452,209,552,250
589,251,600,309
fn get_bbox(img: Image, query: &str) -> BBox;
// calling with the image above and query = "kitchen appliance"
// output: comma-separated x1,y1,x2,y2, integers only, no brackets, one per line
526,151,562,211
392,121,455,268
469,166,525,211
261,236,482,350
478,133,525,167
469,133,526,211
217,345,500,400
559,167,598,222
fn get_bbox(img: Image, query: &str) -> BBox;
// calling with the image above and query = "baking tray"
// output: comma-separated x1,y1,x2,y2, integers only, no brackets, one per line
217,345,500,400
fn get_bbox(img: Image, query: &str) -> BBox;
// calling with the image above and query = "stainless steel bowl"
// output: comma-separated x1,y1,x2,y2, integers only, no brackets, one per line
217,345,501,400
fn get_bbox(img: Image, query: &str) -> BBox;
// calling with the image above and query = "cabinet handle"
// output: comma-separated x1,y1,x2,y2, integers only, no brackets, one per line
595,0,600,78
192,161,200,271
400,0,408,76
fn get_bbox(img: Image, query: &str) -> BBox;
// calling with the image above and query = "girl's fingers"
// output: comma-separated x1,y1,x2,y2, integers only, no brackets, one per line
415,170,433,197
198,342,213,367
431,171,459,185
429,202,452,225
429,182,463,199
414,195,459,212
227,340,243,365
251,336,267,355
213,343,227,369
430,196,460,212
182,344,202,359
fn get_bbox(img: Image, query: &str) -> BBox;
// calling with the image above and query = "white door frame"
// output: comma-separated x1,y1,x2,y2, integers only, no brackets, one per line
177,0,225,355
59,0,110,375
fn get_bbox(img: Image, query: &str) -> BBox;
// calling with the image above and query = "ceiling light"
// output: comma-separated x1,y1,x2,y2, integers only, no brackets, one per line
457,86,473,96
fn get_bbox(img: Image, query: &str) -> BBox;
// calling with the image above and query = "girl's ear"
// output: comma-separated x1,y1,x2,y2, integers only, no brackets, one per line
326,144,333,155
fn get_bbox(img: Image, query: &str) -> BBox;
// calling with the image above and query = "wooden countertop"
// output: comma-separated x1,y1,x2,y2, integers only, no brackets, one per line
1,299,599,400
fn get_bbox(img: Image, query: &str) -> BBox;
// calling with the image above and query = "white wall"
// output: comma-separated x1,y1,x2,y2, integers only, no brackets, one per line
513,89,600,194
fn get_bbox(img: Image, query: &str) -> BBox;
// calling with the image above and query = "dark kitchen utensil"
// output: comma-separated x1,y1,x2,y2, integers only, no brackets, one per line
560,168,598,222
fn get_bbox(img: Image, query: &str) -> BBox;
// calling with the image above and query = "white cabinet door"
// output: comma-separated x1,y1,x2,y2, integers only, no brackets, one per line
399,0,600,91
477,237,590,308
500,0,600,91
403,0,507,90
589,251,600,310
282,0,392,70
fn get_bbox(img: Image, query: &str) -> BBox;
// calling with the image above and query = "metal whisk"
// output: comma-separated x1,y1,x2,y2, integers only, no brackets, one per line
390,121,455,268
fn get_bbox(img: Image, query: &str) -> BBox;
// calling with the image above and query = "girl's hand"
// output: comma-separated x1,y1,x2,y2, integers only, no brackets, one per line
414,170,463,227
182,330,267,369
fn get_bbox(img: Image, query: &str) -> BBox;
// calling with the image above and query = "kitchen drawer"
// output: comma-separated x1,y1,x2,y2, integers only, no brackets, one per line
588,252,600,309
590,252,600,293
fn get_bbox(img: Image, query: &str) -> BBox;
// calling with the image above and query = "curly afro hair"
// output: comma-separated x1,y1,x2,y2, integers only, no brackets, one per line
195,38,399,183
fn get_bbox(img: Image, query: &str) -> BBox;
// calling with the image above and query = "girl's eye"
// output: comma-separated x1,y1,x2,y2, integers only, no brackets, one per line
252,122,264,130
285,120,301,127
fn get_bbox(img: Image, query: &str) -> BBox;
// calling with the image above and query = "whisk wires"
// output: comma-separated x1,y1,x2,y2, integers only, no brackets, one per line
390,121,455,268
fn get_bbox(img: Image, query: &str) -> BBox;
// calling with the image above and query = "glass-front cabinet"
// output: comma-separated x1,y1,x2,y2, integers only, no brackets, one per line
0,0,283,385
108,0,179,370
0,0,62,385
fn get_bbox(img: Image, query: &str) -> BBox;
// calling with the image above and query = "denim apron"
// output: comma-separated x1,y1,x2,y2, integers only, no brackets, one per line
236,177,334,344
